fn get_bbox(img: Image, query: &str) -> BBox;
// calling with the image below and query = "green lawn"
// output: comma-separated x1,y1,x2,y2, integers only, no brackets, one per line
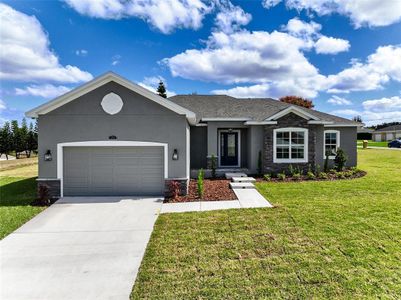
0,159,44,239
357,139,388,147
132,149,401,299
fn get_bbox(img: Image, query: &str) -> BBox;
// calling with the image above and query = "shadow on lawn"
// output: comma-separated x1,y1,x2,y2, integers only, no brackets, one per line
0,177,37,206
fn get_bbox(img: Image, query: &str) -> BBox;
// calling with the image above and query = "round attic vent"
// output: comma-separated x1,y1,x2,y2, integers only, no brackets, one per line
101,92,123,115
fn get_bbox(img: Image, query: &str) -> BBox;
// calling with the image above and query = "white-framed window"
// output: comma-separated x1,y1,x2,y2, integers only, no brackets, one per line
273,128,308,163
324,130,340,159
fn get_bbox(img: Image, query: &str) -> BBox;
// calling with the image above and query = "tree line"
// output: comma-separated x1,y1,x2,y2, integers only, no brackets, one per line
0,118,38,160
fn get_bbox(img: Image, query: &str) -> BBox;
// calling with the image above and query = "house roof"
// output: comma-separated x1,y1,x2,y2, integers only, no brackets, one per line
25,72,197,125
169,95,361,126
374,124,401,132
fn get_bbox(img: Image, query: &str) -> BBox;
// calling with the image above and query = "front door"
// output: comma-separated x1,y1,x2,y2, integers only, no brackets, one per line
220,131,239,167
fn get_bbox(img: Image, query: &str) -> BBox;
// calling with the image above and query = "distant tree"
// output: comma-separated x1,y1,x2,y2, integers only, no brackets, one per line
352,115,362,123
157,81,167,98
11,120,24,158
20,118,29,156
374,121,401,130
279,95,314,109
26,122,38,158
0,122,13,159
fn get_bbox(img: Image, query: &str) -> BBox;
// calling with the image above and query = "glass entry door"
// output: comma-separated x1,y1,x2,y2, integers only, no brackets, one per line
220,131,239,167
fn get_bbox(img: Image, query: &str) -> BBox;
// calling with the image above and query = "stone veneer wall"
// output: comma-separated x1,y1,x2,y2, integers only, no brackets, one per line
263,113,319,174
36,179,61,199
164,178,188,197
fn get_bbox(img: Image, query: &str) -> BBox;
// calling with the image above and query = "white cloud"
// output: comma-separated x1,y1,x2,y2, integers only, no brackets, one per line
327,95,352,105
214,3,251,33
75,49,88,56
362,96,401,112
282,18,349,54
262,0,401,28
15,84,71,98
138,76,176,97
327,45,401,93
0,99,6,112
111,54,121,66
315,36,350,54
0,3,92,83
65,0,213,34
332,96,401,125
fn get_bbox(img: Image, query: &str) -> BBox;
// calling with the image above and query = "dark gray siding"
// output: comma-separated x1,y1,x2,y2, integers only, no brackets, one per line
38,81,188,179
190,126,207,169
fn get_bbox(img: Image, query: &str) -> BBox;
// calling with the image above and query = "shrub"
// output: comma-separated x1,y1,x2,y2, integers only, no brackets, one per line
315,164,321,176
257,150,262,176
197,168,204,198
307,171,316,180
169,180,181,200
319,172,328,179
210,154,217,179
263,174,271,181
337,172,346,179
293,173,301,180
344,170,353,178
33,184,51,206
288,164,295,176
277,172,286,181
334,148,347,171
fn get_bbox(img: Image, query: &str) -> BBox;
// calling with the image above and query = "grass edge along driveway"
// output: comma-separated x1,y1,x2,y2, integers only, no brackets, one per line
131,149,401,299
0,161,43,240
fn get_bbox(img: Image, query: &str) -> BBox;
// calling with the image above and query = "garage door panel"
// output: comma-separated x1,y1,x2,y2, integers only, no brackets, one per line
63,146,164,196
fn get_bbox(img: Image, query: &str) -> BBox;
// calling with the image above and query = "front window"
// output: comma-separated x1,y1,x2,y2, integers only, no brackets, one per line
274,128,308,163
324,130,340,158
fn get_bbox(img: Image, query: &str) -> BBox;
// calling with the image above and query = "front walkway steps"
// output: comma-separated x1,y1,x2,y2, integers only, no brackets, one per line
161,173,273,213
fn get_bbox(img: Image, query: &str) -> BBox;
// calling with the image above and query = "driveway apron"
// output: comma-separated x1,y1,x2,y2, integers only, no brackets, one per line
0,196,163,300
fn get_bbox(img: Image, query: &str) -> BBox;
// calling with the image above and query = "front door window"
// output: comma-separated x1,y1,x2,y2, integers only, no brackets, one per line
220,131,239,166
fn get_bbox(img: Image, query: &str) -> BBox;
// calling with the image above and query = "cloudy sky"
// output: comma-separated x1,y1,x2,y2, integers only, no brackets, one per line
1,0,401,125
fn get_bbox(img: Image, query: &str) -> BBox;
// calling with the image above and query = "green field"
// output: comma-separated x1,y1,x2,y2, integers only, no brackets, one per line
357,140,388,147
0,159,44,239
132,149,401,299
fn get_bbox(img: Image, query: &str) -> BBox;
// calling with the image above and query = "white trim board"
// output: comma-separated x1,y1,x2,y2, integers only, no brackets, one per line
202,117,251,122
217,129,241,168
26,72,197,125
266,106,320,121
273,127,308,163
56,141,169,197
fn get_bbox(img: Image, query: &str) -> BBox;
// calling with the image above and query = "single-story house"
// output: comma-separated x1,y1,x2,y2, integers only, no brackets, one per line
372,125,401,142
26,72,361,197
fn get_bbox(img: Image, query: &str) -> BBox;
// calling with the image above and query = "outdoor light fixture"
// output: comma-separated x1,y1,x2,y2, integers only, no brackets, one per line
172,149,179,160
109,135,117,140
44,150,52,161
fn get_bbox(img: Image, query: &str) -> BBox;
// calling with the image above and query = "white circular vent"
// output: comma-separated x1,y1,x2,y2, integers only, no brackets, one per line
101,92,123,115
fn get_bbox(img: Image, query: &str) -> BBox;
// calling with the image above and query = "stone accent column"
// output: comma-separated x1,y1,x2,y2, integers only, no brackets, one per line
36,179,61,199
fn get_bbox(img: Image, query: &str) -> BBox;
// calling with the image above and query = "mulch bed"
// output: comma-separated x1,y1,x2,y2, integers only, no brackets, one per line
165,179,237,203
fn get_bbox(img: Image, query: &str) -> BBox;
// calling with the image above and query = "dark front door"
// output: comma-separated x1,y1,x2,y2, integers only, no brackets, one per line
220,131,239,166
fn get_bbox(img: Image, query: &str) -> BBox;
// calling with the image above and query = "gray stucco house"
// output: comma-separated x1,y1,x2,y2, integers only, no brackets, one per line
26,72,360,197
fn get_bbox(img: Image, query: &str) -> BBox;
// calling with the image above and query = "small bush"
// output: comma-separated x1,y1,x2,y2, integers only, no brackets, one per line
315,164,321,176
334,148,347,171
319,172,328,179
293,173,301,180
197,168,204,198
210,154,217,179
33,184,51,206
277,172,286,181
263,174,271,181
169,180,181,200
343,170,353,178
307,171,316,180
337,172,346,179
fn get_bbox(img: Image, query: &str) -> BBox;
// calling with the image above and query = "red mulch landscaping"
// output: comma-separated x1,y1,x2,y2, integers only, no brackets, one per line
165,179,237,203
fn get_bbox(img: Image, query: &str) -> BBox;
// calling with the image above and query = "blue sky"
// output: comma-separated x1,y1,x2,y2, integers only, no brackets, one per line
1,0,401,125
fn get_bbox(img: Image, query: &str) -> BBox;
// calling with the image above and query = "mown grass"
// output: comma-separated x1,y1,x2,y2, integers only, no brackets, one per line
0,158,43,239
132,149,401,299
357,140,388,147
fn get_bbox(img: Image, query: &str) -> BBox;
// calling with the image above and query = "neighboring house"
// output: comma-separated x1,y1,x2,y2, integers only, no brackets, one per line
357,127,373,140
372,125,401,142
26,72,361,197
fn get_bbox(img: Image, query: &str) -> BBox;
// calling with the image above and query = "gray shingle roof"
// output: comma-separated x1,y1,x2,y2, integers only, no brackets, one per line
374,124,401,132
169,95,360,125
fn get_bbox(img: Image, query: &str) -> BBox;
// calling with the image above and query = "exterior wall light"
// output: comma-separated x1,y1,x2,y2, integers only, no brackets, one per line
44,150,52,161
172,149,179,160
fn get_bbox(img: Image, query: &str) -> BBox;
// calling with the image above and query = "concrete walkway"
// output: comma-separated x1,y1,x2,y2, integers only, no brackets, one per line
0,196,163,300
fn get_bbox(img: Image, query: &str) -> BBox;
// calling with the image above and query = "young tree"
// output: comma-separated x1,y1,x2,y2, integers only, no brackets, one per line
0,122,13,159
279,96,314,109
157,81,167,98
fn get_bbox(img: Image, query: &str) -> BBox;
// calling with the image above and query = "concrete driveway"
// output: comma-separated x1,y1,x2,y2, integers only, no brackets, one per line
0,196,163,300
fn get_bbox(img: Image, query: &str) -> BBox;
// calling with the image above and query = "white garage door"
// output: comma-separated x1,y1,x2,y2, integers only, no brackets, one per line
63,147,164,196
